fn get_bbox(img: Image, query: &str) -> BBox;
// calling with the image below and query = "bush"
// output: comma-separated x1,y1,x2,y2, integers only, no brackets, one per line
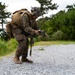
35,35,50,41
7,39,18,52
0,39,18,56
0,29,9,41
0,40,8,56
52,30,64,40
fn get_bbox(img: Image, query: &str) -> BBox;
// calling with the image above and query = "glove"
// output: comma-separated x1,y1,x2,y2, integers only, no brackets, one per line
34,30,39,35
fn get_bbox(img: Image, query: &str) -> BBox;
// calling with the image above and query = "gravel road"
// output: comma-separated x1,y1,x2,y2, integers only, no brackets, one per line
0,44,75,75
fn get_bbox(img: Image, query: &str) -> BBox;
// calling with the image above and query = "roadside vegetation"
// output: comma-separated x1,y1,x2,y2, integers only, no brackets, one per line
0,39,75,57
35,41,75,46
0,39,18,57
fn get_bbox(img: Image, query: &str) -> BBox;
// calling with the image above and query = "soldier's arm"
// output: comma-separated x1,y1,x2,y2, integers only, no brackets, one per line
22,13,36,35
31,20,39,30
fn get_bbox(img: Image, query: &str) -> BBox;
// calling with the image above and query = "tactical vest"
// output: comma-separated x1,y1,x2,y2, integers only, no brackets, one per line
12,9,31,26
6,9,32,38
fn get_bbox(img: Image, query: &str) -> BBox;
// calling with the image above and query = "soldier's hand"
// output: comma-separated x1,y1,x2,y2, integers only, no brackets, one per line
34,30,39,35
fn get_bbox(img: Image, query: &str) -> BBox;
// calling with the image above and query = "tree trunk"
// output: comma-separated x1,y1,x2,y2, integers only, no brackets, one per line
2,18,3,29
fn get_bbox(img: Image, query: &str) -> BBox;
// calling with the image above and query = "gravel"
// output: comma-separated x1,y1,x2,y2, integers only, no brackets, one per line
0,44,75,75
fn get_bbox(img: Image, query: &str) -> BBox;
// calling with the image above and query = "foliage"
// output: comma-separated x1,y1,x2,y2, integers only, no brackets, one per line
37,4,75,40
36,0,58,15
0,40,8,56
0,2,11,29
66,4,75,11
0,39,75,57
52,30,64,40
34,41,75,46
7,39,18,52
0,39,18,56
0,28,9,41
0,2,11,41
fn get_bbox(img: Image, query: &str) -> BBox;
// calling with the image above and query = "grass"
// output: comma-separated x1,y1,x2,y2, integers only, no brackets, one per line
0,40,8,56
0,39,75,59
34,41,75,46
0,39,18,57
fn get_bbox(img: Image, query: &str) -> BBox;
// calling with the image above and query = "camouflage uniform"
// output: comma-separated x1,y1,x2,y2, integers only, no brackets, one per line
12,13,39,59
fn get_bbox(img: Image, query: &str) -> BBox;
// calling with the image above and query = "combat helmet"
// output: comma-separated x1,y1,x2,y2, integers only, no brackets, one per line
31,7,41,17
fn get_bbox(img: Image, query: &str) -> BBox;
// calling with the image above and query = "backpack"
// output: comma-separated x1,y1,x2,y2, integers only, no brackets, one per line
6,9,31,38
6,22,13,38
12,9,31,26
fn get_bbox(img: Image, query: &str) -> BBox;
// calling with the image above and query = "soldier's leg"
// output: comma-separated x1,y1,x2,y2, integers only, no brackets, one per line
22,38,29,58
12,25,26,64
21,38,33,63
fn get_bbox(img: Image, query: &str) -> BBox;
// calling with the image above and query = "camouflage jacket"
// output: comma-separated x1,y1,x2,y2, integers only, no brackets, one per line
21,13,39,36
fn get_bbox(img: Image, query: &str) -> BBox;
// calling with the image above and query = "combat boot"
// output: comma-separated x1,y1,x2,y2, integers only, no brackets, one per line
13,56,22,64
22,57,33,63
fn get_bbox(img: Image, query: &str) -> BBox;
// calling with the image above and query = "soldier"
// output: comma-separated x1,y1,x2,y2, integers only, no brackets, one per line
11,7,42,64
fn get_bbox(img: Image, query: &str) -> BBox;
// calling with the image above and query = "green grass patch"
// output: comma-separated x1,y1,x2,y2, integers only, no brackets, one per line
34,41,75,46
0,40,8,56
7,39,18,53
0,39,18,57
0,39,75,58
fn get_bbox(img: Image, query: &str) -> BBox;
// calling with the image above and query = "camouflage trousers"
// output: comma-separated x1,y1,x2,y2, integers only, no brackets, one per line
12,25,29,58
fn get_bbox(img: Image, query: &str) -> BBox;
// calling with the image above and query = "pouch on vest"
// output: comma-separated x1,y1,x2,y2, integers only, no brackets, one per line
6,22,13,38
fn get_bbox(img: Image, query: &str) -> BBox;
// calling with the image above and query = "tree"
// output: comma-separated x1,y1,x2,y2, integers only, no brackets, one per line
0,2,11,29
36,0,58,15
0,2,11,41
36,0,58,39
66,4,75,11
37,3,75,40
